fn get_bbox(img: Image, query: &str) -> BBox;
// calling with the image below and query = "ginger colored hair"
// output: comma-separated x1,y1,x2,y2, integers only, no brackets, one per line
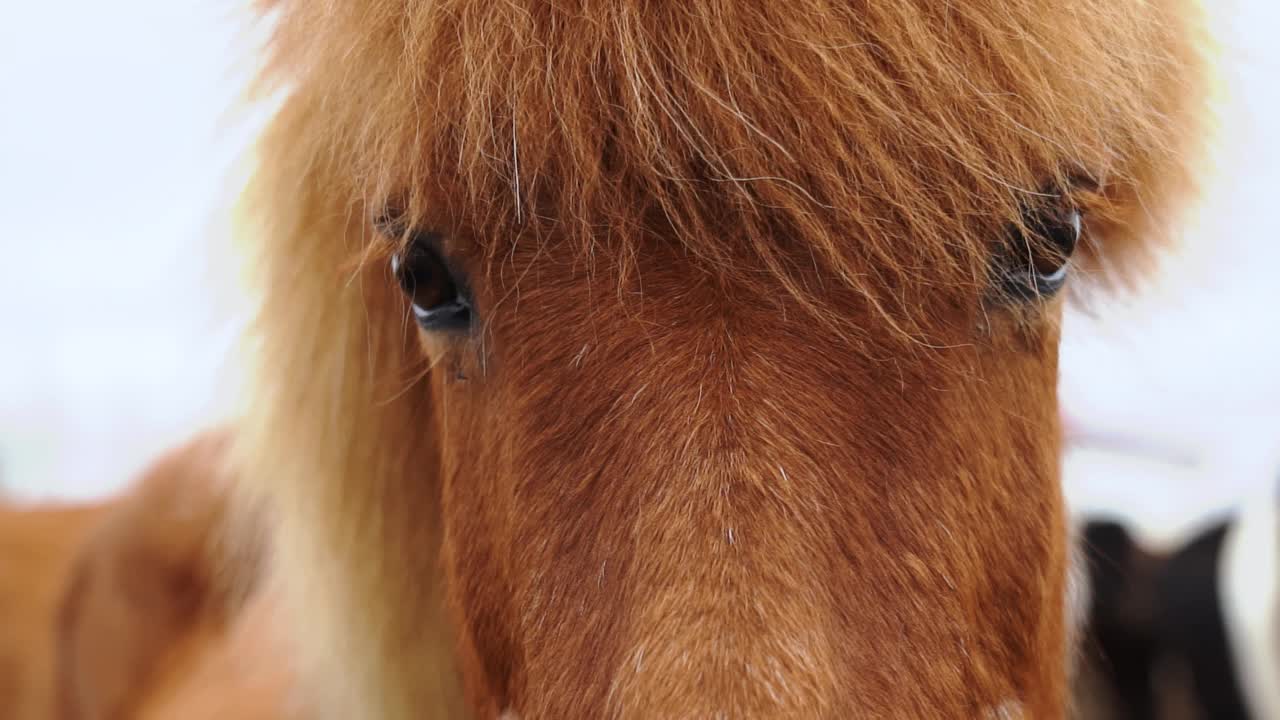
237,0,1208,717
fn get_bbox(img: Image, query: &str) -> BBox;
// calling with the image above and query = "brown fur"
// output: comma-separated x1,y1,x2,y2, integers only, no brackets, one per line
0,500,106,719
237,0,1210,717
130,593,299,720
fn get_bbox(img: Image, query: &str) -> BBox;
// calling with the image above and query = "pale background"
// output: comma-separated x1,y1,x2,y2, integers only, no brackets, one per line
0,1,1277,547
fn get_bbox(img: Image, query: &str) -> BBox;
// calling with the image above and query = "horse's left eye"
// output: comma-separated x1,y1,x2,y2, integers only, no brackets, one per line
389,234,473,331
995,199,1082,301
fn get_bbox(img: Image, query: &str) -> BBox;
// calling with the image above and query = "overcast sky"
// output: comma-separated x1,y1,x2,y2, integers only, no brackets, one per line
1,1,1277,541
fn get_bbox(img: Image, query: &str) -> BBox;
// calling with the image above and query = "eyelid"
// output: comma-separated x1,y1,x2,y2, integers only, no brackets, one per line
372,210,449,258
373,210,408,239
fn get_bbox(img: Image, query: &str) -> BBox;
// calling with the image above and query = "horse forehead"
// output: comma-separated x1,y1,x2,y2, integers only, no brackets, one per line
464,225,988,329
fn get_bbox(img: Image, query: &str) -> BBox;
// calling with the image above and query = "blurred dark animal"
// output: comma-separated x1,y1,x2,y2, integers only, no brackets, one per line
1075,508,1280,719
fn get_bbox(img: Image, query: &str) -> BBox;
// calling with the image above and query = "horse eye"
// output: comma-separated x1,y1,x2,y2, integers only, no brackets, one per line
388,233,473,331
995,199,1083,302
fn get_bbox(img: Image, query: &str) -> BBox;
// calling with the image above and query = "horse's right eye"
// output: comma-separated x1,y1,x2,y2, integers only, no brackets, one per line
388,232,474,332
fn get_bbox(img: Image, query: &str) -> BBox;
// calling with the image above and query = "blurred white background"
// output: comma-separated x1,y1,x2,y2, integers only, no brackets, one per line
0,1,1277,542
0,1,259,498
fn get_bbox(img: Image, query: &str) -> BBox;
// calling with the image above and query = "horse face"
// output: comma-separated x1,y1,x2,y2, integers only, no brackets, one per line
247,0,1207,717
397,216,1066,718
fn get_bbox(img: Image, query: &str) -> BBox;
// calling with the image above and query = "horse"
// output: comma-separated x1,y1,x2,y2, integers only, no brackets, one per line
1074,509,1280,720
233,0,1210,716
49,430,286,720
0,434,239,718
0,430,296,720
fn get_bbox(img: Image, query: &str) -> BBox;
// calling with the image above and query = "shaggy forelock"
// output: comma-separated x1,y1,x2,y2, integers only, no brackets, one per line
254,0,1205,334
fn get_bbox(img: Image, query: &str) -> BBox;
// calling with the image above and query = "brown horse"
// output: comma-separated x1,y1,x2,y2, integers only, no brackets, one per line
235,0,1209,717
51,430,278,720
0,431,295,720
